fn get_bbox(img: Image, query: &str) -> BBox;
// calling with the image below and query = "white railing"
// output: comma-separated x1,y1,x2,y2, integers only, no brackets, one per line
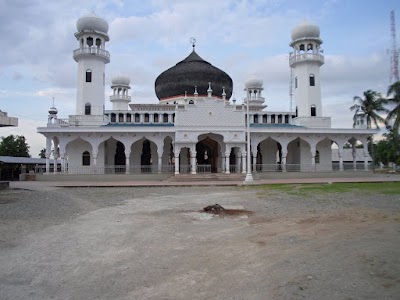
289,53,324,66
47,118,69,127
110,95,131,101
292,116,331,128
254,163,371,172
73,47,110,61
69,115,110,126
43,163,373,175
197,164,211,173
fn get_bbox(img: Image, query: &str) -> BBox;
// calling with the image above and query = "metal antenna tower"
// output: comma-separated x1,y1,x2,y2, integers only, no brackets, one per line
389,10,399,83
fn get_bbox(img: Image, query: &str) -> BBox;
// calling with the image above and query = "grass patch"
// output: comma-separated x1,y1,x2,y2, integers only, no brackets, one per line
253,182,400,196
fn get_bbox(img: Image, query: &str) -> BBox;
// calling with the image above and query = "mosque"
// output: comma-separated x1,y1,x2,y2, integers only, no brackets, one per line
37,13,375,177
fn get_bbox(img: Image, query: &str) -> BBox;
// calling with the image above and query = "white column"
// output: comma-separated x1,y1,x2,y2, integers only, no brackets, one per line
191,151,197,174
310,145,316,171
225,151,230,174
93,151,98,174
174,152,180,174
338,149,344,171
281,151,287,172
125,150,131,174
60,153,66,174
53,154,58,174
252,154,257,173
242,151,247,173
364,152,370,171
45,137,51,174
45,156,50,174
158,154,162,174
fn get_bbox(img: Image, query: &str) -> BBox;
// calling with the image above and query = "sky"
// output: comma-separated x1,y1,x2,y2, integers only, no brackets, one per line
0,0,399,157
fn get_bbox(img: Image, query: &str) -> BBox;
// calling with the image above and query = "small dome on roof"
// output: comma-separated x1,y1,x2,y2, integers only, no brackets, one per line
245,75,263,89
48,107,58,115
356,109,366,116
77,12,109,34
111,75,130,86
291,20,320,41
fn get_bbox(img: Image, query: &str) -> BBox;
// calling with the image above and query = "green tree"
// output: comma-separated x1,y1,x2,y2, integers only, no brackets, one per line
39,148,46,158
386,80,400,138
350,90,387,129
373,126,400,165
0,135,30,157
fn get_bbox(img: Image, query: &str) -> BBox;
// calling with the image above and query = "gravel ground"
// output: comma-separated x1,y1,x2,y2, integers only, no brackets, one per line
0,186,399,300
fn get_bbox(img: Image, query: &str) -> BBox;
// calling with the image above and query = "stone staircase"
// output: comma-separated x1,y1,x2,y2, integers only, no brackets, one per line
166,173,246,182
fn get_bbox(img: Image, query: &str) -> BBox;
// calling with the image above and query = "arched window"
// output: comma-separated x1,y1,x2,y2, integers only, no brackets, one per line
307,43,313,51
135,113,140,123
144,113,149,123
119,113,124,123
154,113,159,123
111,113,116,122
163,113,168,123
263,114,267,123
82,151,90,166
295,106,298,117
295,76,298,88
87,37,93,47
299,44,305,51
86,69,92,82
309,74,315,86
315,151,320,164
96,38,101,48
126,114,131,123
189,100,194,104
311,105,316,117
85,103,91,115
253,114,258,124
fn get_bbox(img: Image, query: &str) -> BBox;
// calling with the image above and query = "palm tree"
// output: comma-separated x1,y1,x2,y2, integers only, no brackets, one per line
350,90,387,129
386,81,400,138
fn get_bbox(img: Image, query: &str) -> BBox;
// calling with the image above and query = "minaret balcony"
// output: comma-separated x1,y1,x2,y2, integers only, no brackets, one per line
110,95,131,101
73,47,110,63
289,53,324,67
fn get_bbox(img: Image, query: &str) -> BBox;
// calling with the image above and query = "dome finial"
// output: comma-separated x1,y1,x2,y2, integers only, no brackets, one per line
207,82,212,97
190,37,196,50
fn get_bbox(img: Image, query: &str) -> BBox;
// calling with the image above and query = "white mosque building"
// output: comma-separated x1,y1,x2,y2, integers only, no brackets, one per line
37,13,375,176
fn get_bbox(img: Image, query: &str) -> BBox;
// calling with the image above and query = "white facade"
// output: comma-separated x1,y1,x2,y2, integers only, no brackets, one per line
37,15,377,176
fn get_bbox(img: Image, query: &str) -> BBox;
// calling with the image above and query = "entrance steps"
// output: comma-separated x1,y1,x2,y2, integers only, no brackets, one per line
167,173,246,182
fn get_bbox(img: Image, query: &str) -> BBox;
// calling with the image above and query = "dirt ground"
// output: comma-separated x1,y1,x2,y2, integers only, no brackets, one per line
0,186,399,299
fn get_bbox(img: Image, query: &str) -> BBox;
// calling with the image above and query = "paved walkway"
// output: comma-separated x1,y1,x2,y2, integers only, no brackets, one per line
9,173,400,190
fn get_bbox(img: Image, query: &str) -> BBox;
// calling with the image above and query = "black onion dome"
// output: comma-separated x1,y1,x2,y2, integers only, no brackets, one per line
155,49,233,100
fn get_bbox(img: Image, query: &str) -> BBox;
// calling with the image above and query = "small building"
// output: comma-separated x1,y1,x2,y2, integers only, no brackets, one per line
0,110,18,127
0,156,60,180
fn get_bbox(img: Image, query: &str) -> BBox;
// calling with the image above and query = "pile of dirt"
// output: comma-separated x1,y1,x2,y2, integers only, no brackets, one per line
202,204,253,216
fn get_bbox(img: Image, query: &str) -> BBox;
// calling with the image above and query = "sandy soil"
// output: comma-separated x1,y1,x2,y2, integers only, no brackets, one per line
0,186,399,299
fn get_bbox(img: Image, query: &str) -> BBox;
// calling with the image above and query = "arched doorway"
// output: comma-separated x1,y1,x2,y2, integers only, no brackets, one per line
196,136,220,173
114,141,126,173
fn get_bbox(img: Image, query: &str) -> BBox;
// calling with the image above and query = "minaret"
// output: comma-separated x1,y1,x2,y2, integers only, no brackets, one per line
244,75,266,109
289,21,324,118
110,76,131,110
73,13,110,116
